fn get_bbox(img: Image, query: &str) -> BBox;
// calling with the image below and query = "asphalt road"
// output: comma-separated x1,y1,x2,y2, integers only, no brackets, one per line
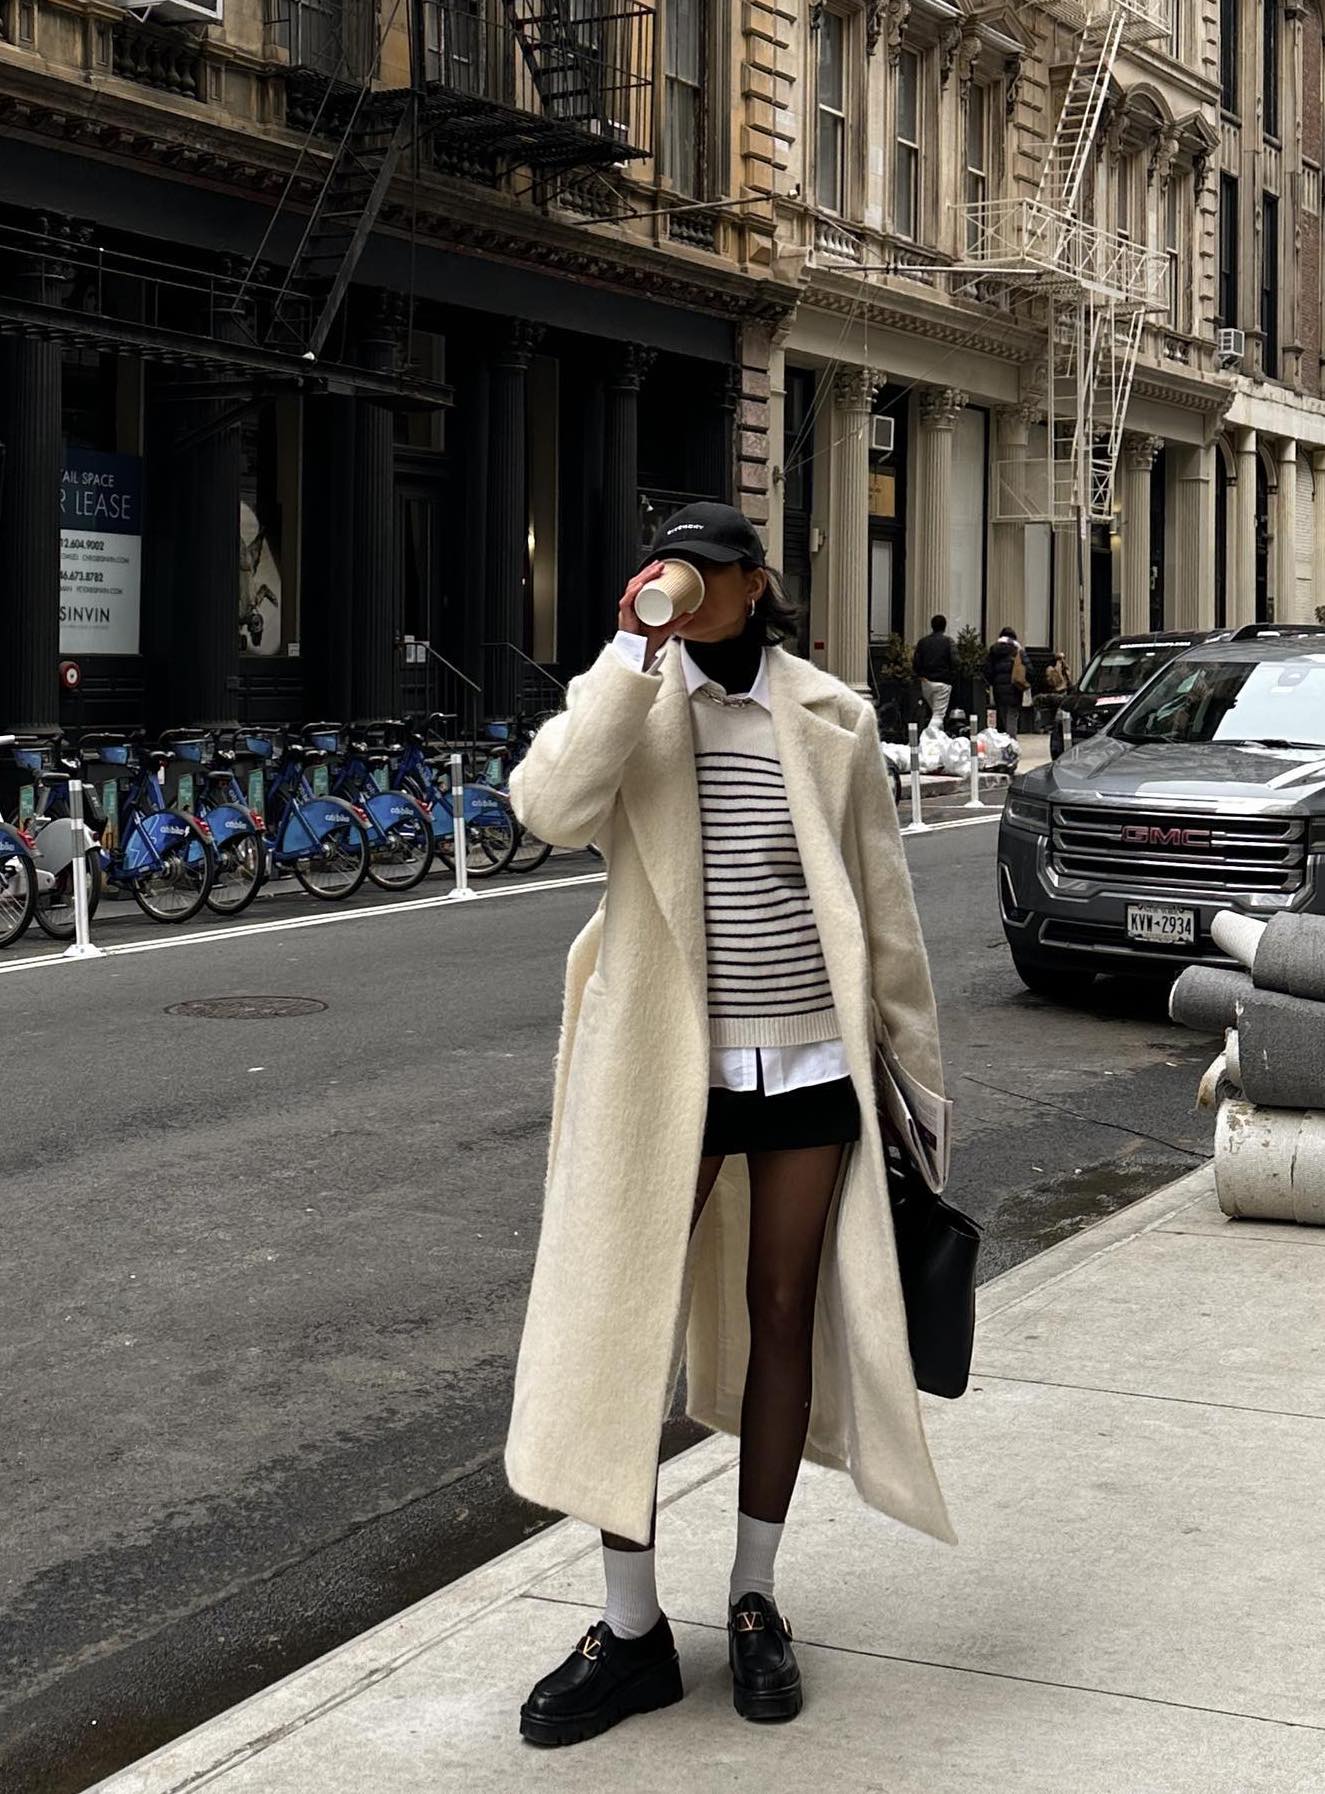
0,814,1215,1792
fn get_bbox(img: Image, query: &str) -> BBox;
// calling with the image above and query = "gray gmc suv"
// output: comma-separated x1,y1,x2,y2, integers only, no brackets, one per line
998,632,1325,993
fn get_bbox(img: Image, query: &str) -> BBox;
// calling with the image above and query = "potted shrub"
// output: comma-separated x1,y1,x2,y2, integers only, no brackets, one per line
954,624,988,723
871,632,920,740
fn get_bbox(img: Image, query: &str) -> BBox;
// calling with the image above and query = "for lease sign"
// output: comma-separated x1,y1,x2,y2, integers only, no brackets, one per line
60,448,143,655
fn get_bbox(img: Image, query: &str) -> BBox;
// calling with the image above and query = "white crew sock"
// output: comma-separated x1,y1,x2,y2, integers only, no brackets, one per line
601,1545,662,1640
728,1509,784,1604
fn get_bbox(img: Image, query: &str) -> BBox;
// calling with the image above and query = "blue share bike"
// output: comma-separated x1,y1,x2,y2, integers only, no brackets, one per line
158,730,268,917
0,735,38,947
76,734,215,923
393,713,518,877
304,722,436,893
236,728,370,901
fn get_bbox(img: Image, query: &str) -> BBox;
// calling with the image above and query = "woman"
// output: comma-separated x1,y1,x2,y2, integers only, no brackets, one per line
984,627,1027,738
507,501,954,1748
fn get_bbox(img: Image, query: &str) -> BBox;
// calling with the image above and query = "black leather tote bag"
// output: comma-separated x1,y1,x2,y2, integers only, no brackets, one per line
886,1147,981,1400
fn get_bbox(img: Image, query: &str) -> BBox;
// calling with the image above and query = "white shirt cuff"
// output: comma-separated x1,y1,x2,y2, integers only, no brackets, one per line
611,628,665,677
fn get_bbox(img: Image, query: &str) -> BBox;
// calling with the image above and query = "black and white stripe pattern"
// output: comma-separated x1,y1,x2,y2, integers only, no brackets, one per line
690,697,840,1050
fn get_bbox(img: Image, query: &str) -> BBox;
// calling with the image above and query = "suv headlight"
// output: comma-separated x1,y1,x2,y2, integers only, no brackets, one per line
1004,791,1050,834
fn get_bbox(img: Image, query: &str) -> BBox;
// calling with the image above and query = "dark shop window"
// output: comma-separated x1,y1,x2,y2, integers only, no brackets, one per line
1263,0,1280,138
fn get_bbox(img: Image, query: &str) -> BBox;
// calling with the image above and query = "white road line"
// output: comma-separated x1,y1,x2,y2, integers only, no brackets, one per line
0,811,1000,979
0,871,609,976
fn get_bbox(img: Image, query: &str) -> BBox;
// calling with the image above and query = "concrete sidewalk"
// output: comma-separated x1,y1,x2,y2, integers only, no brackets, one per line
91,1165,1325,1794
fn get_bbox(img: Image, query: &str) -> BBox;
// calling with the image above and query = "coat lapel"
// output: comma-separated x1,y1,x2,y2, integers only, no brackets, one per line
619,643,707,1031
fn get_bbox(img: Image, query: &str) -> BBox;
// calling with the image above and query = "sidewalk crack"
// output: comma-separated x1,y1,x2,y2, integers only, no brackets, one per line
970,1370,1325,1424
962,1075,1212,1161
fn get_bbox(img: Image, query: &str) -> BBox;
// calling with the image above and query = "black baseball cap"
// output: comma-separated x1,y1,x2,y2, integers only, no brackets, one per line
640,501,766,572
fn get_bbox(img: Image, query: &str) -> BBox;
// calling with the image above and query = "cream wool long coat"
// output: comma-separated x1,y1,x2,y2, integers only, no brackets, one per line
505,637,956,1549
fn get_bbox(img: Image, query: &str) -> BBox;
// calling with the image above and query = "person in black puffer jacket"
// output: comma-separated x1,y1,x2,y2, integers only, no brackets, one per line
983,628,1026,738
912,614,958,726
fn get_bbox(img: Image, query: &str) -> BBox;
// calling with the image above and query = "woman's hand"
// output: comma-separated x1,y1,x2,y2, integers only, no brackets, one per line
619,561,692,666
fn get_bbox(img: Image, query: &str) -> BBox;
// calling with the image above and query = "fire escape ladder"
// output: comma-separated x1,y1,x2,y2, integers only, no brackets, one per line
270,103,416,359
1035,9,1126,219
501,0,601,124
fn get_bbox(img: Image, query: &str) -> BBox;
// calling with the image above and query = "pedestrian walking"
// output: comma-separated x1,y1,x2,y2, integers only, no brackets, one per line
984,626,1029,738
912,613,958,727
506,499,954,1746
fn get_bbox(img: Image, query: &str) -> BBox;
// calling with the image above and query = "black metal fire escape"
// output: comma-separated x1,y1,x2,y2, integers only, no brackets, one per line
248,0,654,363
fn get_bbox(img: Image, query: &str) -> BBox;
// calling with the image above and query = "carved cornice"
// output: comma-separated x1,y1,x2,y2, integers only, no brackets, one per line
0,84,801,332
883,0,911,66
1004,56,1025,117
940,22,982,98
801,274,1042,364
1149,128,1181,190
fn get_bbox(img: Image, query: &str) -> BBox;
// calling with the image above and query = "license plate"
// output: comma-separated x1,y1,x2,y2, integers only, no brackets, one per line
1126,903,1195,945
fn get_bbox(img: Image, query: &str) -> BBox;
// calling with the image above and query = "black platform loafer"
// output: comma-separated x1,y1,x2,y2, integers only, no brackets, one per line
728,1591,803,1722
519,1612,683,1748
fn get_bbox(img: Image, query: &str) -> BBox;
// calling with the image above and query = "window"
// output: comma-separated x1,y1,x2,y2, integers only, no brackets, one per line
965,84,988,252
1170,0,1182,58
895,47,920,239
817,10,846,212
663,0,705,196
1263,0,1280,138
1218,172,1239,326
1116,152,1141,243
1220,0,1238,110
1165,178,1183,329
1262,190,1279,376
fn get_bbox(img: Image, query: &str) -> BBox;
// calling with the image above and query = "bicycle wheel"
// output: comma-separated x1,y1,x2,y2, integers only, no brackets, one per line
437,798,518,878
292,800,369,901
33,844,104,941
366,793,435,892
507,823,554,875
0,842,37,948
132,819,215,924
206,827,268,917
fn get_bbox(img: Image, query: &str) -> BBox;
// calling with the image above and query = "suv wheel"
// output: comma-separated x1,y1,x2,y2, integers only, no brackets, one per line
1009,947,1096,999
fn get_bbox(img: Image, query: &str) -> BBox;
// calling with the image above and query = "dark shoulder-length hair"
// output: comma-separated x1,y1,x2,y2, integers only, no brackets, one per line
744,561,803,647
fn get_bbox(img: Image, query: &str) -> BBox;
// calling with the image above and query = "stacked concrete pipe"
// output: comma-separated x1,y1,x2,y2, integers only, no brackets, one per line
1169,911,1325,1225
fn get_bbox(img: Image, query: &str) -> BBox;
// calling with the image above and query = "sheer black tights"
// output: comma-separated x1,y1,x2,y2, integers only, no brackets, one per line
602,1143,843,1552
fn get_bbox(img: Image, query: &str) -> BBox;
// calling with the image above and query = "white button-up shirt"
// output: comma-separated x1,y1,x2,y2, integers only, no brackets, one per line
611,628,850,1096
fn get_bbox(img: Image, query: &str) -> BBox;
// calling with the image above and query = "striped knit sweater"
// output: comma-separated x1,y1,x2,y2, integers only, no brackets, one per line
689,689,840,1050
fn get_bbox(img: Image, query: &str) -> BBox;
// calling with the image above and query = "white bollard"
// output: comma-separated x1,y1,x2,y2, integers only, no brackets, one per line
1060,709,1073,754
62,779,105,960
963,713,984,809
901,720,931,835
446,751,477,901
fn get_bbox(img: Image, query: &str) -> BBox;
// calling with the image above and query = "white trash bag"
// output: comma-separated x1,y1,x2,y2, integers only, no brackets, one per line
917,720,947,773
976,728,1021,771
880,740,910,773
941,734,972,776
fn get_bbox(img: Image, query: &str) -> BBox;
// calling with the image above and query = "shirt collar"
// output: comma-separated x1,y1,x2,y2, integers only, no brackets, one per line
679,638,772,711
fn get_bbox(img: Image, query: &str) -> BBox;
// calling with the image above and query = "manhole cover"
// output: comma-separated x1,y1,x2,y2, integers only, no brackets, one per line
165,996,328,1021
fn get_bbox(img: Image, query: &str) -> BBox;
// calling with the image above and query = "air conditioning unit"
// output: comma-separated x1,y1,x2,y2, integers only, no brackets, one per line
112,0,224,24
1216,326,1245,367
869,415,895,456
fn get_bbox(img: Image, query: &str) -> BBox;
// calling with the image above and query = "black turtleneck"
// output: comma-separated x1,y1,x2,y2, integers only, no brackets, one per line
683,610,765,696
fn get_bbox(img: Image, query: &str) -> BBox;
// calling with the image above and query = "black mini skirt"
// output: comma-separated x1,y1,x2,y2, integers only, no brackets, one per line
701,1061,861,1158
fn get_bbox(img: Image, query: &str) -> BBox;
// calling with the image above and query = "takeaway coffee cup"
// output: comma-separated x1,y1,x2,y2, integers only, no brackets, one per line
633,559,706,628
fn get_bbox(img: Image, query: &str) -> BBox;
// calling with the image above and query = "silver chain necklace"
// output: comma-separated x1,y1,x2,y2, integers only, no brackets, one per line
698,684,757,708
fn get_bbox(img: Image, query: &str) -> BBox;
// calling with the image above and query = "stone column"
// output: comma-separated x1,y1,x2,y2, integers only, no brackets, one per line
599,340,653,642
989,406,1033,642
0,232,74,729
1232,427,1259,629
351,305,402,720
1275,438,1300,621
487,320,546,714
0,338,63,729
1119,433,1161,636
1313,450,1325,624
827,365,882,692
909,386,968,643
1170,442,1216,631
766,337,787,570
